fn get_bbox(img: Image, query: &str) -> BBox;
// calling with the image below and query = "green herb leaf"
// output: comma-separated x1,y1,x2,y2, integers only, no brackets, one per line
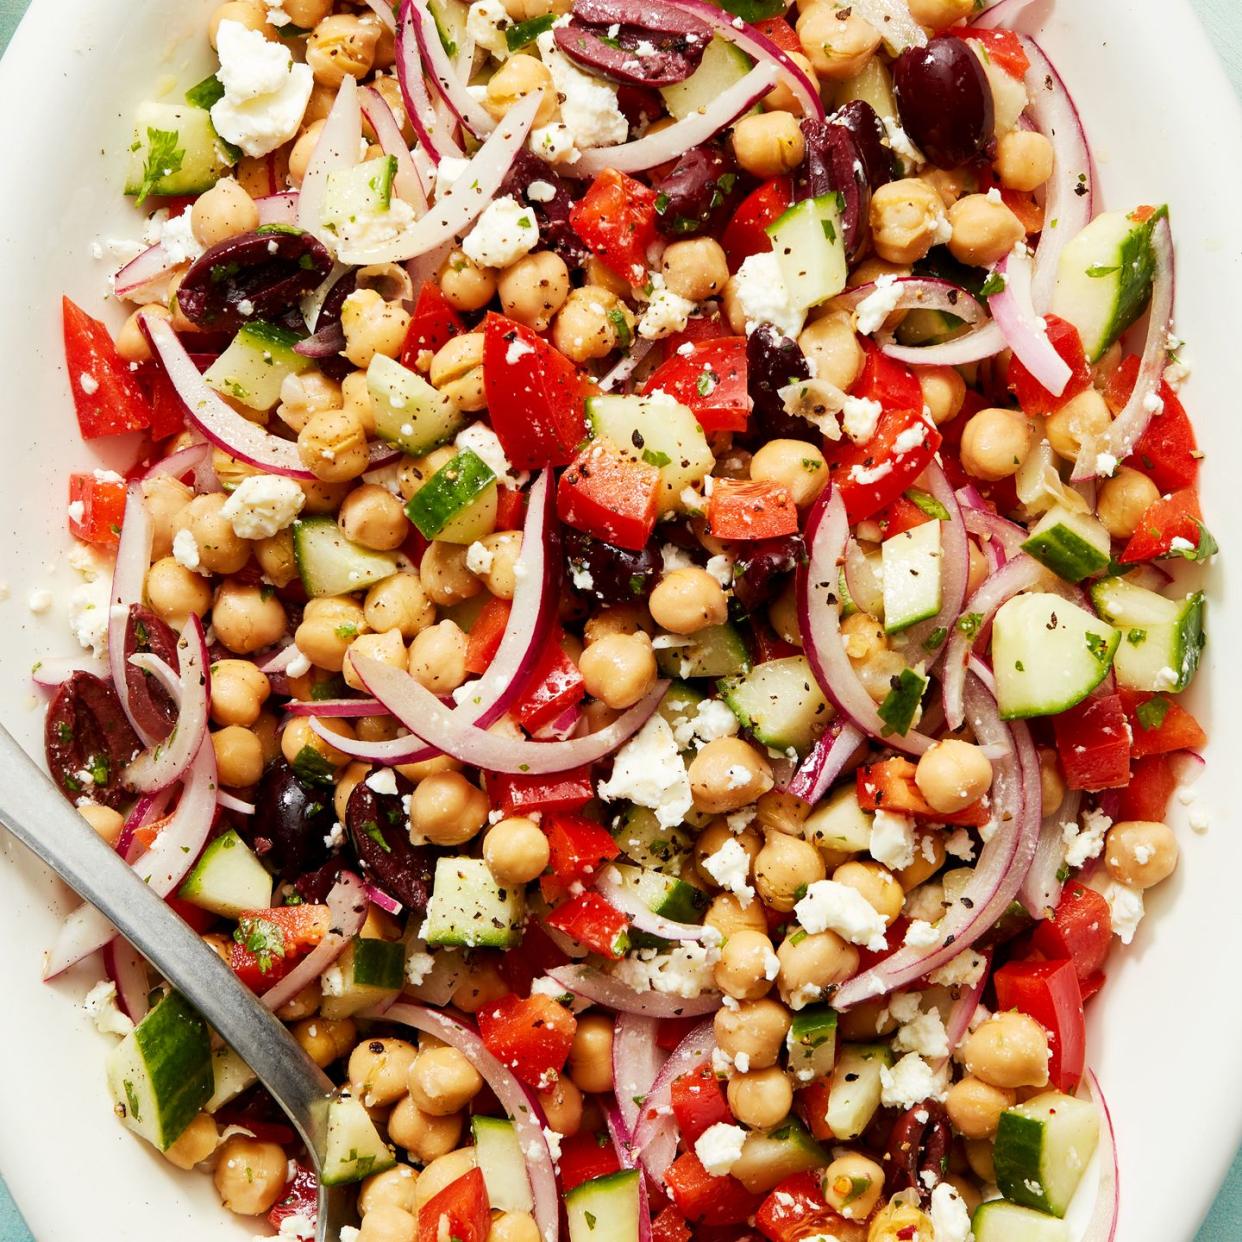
233,915,289,974
607,307,632,350
878,668,928,737
185,74,225,110
922,626,948,652
642,448,672,468
1135,696,1171,731
979,271,1007,299
505,12,553,49
1084,632,1112,662
360,819,393,854
957,612,984,639
292,744,335,789
1086,263,1120,278
136,127,186,206
904,488,950,521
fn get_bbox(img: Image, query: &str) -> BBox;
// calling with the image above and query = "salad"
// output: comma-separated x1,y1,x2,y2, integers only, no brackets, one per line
36,0,1211,1236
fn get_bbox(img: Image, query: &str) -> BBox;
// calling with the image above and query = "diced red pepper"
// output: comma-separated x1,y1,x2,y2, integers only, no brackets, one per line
856,758,990,826
465,597,511,676
540,812,622,902
756,1171,847,1242
664,1152,762,1226
953,27,1030,77
994,958,1086,1093
227,904,332,992
267,1164,316,1236
417,1167,491,1242
166,894,219,934
708,478,798,541
545,890,630,959
752,15,802,53
487,766,594,816
1001,186,1045,235
557,1127,622,1193
794,1081,833,1143
873,494,933,540
670,1064,733,1145
68,472,127,548
511,629,587,734
477,993,577,1089
498,921,571,996
642,337,751,434
557,439,661,551
827,405,942,523
62,296,151,438
656,1015,702,1052
1104,355,1199,491
855,914,906,973
1052,693,1132,791
569,169,659,284
495,484,527,530
1119,487,1212,564
652,1207,694,1242
1117,753,1178,822
1079,970,1107,1003
852,339,924,412
1007,315,1092,417
721,177,793,272
1118,688,1207,758
1030,882,1112,984
659,310,730,363
136,358,188,440
400,281,464,368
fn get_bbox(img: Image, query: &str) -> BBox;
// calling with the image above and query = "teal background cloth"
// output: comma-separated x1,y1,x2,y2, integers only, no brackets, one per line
0,0,1239,1237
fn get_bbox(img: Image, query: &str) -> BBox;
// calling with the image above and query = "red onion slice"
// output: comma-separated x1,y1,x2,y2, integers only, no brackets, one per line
879,320,1005,369
628,1019,714,1184
298,74,363,247
108,486,157,741
395,0,462,162
102,940,152,1024
837,276,987,324
991,244,1072,396
1021,789,1081,918
359,84,431,210
600,1100,655,1242
217,791,256,815
547,964,722,1019
408,0,496,139
114,244,178,302
934,949,989,1072
1082,1070,1119,1242
599,338,657,393
376,1002,559,1241
31,655,108,688
256,192,299,226
782,723,866,804
286,697,385,717
143,442,211,483
612,1013,666,1141
363,883,403,915
970,0,1040,29
595,867,714,942
361,0,395,30
956,486,1028,562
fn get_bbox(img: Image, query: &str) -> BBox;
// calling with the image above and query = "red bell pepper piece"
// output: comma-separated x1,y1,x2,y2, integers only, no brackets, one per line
1052,693,1132,791
267,1164,316,1236
62,296,151,438
1079,970,1107,1003
478,993,577,1089
659,310,730,363
1006,315,1092,417
417,1167,491,1242
652,1207,694,1242
707,478,799,541
495,484,527,530
166,895,219,934
569,169,659,284
664,1152,762,1226
1119,487,1214,564
544,890,630,959
464,597,511,676
752,15,802,53
512,630,587,734
827,405,942,524
874,494,933,540
400,281,464,369
557,440,662,551
994,958,1086,1093
856,758,990,826
852,339,924,412
1030,882,1113,984
227,905,332,992
794,1081,833,1142
642,337,751,434
68,471,127,548
498,921,570,995
721,177,793,272
1104,355,1199,491
656,1015,702,1052
487,766,594,816
557,1128,622,1193
953,27,1031,77
670,1064,733,1145
540,812,621,902
854,914,906,973
1118,688,1206,757
756,1171,846,1242
1117,754,1178,821
136,358,188,440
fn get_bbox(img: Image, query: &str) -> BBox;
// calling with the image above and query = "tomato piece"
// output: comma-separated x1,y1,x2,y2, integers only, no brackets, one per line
417,1167,491,1242
477,994,577,1089
643,337,751,433
267,1164,316,1236
227,904,332,992
1006,315,1092,417
707,478,798,541
1118,688,1206,757
495,484,527,530
1030,882,1112,984
1052,693,1131,791
497,922,570,996
852,339,923,411
63,296,151,438
400,281,464,368
464,597,511,676
1118,487,1213,563
659,310,730,363
873,494,932,540
827,406,942,523
664,1152,762,1226
652,1207,694,1242
670,1064,733,1145
558,1127,622,1193
656,1015,702,1052
136,358,188,440
512,629,587,734
756,1171,846,1242
540,812,622,902
487,767,594,816
994,958,1086,1093
721,177,793,272
955,28,1031,77
68,472,127,548
544,890,630,959
569,169,659,284
1118,753,1178,822
1002,187,1044,235
1079,971,1107,1003
854,914,906,973
557,440,662,551
1104,356,1200,492
794,1081,833,1143
856,758,990,826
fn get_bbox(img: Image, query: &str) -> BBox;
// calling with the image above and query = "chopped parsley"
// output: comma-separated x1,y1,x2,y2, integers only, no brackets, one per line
292,744,335,789
979,271,1007,299
135,127,186,206
904,488,950,521
233,915,289,974
359,820,393,854
641,448,672,468
607,308,632,350
1135,696,1171,731
1084,632,1112,662
957,612,984,639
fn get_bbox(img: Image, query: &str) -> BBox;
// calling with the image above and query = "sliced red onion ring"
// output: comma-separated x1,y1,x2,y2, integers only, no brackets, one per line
376,1002,559,1242
612,1013,666,1142
360,84,431,210
970,0,1041,29
1082,1069,1119,1242
256,192,299,226
575,63,778,176
798,487,938,756
547,964,722,1018
595,867,713,942
364,883,403,915
1071,214,1174,481
286,697,384,717
898,462,968,665
143,442,211,483
260,871,368,1012
103,940,152,1025
933,949,990,1072
599,338,657,393
600,1100,654,1242
31,655,108,688
114,244,178,302
879,320,1005,369
258,643,299,674
843,538,884,618
837,276,987,324
782,723,865,804
956,486,1028,562
991,244,1071,396
298,74,363,247
848,0,926,53
114,790,173,864
108,486,157,743
408,0,496,139
217,791,256,815
1021,788,1081,918
395,0,462,162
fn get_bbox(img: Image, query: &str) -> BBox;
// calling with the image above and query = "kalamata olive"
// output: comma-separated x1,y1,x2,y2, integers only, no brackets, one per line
885,1100,952,1201
293,271,356,381
44,672,142,809
556,0,710,87
123,605,179,743
564,527,661,606
892,36,994,169
501,151,587,267
651,144,741,239
292,858,346,904
833,99,894,190
795,120,871,259
177,226,333,333
742,325,819,446
346,778,436,914
732,534,804,614
248,759,335,881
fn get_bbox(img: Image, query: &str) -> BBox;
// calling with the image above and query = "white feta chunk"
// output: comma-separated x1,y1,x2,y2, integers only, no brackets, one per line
220,473,306,540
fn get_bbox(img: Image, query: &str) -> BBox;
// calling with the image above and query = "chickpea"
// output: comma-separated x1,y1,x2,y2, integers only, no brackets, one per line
339,370,378,436
907,0,975,30
754,829,826,911
484,53,558,125
209,0,268,46
358,1205,417,1242
364,573,435,639
578,632,657,710
296,596,368,673
438,249,498,313
869,178,947,266
822,1152,884,1220
896,832,945,892
293,1016,356,1067
704,891,769,941
750,439,829,509
409,771,489,846
498,251,570,331
430,333,487,411
281,715,356,769
421,540,482,606
1038,748,1065,817
946,1074,1015,1140
915,739,993,814
947,194,1026,267
714,998,791,1071
348,1038,419,1109
776,930,858,1006
1097,466,1159,539
919,365,967,425
551,287,635,364
174,493,250,575
714,928,778,1001
145,557,213,629
660,237,730,302
490,1214,541,1242
833,860,903,923
963,1011,1050,1089
342,288,410,369
413,1149,479,1212
1045,387,1111,462
959,407,1031,481
568,1014,614,1094
288,120,326,188
922,166,975,209
690,738,775,814
450,956,509,1013
763,50,818,114
732,110,805,178
583,255,631,300
538,1076,583,1137
583,604,652,645
727,1067,793,1129
753,792,809,840
483,816,550,885
211,724,264,786
965,1137,996,1184
386,1097,463,1162
160,1110,219,1170
190,177,259,250
275,371,342,437
338,484,409,551
297,407,370,483
476,530,523,600
212,580,288,654
344,629,407,693
140,473,192,561
1104,819,1178,889
213,1136,287,1215
769,581,802,647
867,1200,934,1242
306,13,380,88
359,1165,419,1217
79,802,125,847
283,0,332,25
797,2,881,79
331,762,369,823
650,567,729,635
409,1045,484,1116
994,130,1056,193
407,619,469,694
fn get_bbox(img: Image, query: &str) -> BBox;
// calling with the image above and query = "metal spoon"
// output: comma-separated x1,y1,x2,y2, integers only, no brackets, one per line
0,723,354,1241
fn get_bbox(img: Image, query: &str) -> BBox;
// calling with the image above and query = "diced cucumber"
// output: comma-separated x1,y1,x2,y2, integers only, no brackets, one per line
992,593,1119,719
766,193,849,312
428,0,469,56
1051,206,1169,362
994,1091,1099,1218
611,806,694,875
656,680,705,749
655,623,750,679
404,448,498,543
612,863,707,924
205,1044,256,1113
881,519,943,633
471,1117,533,1213
585,392,714,515
1089,577,1204,693
973,1201,1069,1242
565,1170,641,1242
732,1120,830,1194
1022,506,1112,583
106,991,213,1151
894,307,965,346
719,655,831,756
660,37,752,120
786,1005,838,1081
204,321,308,412
423,857,525,949
878,667,928,738
322,156,409,263
826,1043,891,1140
803,785,873,855
321,1094,396,1185
124,101,233,198
367,354,464,456
319,936,406,1019
292,515,399,597
176,829,272,918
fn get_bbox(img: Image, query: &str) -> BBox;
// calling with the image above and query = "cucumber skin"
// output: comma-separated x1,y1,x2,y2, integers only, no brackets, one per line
1022,525,1110,583
404,448,497,540
292,516,398,598
351,937,406,989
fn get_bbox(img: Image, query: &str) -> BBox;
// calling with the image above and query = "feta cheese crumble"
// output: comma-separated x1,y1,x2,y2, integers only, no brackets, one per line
694,1122,747,1177
220,473,306,540
870,809,917,872
880,1053,943,1109
702,838,755,908
795,880,888,951
854,274,903,336
211,21,313,158
1102,880,1145,944
730,251,806,340
462,194,540,269
598,714,693,829
537,33,628,151
1063,807,1111,869
82,979,134,1038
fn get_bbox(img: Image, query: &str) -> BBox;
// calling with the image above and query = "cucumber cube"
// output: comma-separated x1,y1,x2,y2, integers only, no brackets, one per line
804,785,874,855
766,193,849,311
177,828,273,918
786,1005,838,1081
973,1201,1069,1242
367,354,464,456
292,515,399,597
404,449,498,543
322,1094,396,1185
565,1170,641,1242
319,937,406,1020
882,518,943,632
204,321,308,412
731,1120,829,1194
472,1116,534,1213
660,37,753,120
423,857,525,949
720,655,830,756
655,622,749,679
994,1091,1099,1217
1022,506,1112,583
1090,577,1204,693
826,1043,891,1140
610,806,694,875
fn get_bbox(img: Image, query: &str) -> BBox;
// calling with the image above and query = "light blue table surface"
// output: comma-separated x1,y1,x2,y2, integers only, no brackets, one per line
0,0,1239,1238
